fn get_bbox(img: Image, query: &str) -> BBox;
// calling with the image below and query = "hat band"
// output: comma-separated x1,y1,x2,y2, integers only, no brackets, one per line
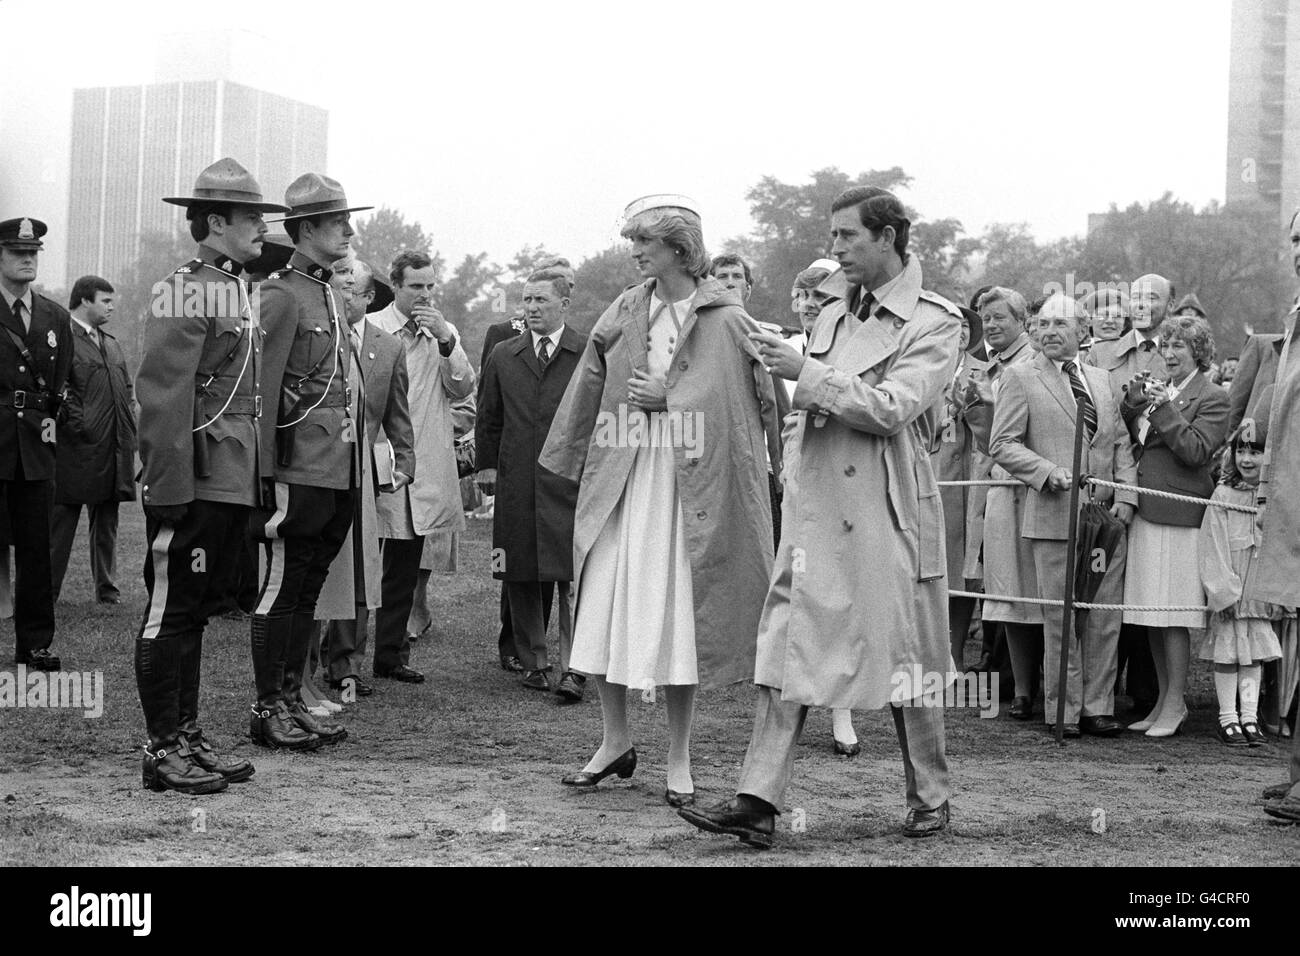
192,187,269,203
285,199,353,216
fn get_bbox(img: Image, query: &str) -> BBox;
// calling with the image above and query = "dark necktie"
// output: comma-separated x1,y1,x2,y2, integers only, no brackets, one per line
13,300,26,333
1064,359,1097,440
538,337,551,369
855,291,875,321
1139,340,1155,352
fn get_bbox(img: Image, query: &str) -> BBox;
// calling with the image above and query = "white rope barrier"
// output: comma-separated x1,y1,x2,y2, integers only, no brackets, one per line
950,589,1209,613
936,477,1260,515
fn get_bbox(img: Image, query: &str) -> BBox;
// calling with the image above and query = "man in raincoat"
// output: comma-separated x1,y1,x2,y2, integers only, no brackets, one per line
679,187,962,846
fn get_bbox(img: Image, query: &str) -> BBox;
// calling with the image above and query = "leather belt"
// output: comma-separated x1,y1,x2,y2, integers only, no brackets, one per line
0,388,51,411
212,395,262,417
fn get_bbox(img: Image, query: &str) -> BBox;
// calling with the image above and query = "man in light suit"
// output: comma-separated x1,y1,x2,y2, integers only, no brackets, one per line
320,258,414,696
991,293,1138,738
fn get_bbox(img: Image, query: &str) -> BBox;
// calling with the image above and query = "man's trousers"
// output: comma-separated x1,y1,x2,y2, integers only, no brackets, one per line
505,580,572,672
50,499,120,602
1031,535,1125,725
1,464,55,657
737,685,950,812
373,535,425,674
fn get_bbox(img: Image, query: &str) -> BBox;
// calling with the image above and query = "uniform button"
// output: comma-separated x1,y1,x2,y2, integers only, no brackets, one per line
678,360,689,371
696,510,707,520
16,411,22,419
843,520,853,531
844,465,856,476
17,365,25,373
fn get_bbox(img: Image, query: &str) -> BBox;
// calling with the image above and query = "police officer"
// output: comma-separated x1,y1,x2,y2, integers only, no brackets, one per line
134,158,290,794
250,173,371,750
0,217,72,671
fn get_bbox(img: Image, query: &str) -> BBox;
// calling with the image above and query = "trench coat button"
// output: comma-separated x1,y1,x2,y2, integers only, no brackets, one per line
697,510,707,520
892,317,905,330
688,457,699,466
844,465,856,476
679,360,689,371
842,519,853,531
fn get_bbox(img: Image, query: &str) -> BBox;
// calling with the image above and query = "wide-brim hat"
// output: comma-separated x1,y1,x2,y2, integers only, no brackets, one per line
272,172,373,221
366,271,394,313
960,306,984,352
163,157,290,213
0,216,47,250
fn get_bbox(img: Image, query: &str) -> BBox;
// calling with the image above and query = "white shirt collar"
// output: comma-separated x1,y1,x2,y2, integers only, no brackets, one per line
71,314,98,339
1,285,33,314
349,318,366,346
531,324,564,354
1131,328,1159,351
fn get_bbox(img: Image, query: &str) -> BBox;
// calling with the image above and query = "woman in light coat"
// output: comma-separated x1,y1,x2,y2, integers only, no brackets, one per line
540,195,781,806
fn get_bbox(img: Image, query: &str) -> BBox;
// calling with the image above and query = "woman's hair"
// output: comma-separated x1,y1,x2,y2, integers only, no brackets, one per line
975,286,1028,323
620,206,711,279
1078,287,1131,336
792,265,833,292
1219,420,1267,486
1156,314,1216,371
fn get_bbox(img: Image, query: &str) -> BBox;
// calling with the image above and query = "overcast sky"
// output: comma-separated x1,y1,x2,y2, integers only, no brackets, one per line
0,0,1233,271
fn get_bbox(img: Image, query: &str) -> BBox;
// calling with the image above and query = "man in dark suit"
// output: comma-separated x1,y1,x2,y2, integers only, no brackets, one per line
321,258,414,695
51,275,137,604
0,216,73,671
1229,332,1284,431
477,268,585,699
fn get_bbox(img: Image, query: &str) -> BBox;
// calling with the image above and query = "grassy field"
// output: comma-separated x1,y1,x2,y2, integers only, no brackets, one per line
1,506,1296,866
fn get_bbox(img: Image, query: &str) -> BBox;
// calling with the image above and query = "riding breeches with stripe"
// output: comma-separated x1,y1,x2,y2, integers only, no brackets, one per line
252,482,356,620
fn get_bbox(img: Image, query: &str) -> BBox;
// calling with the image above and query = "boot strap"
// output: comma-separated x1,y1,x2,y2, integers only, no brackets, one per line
251,705,274,719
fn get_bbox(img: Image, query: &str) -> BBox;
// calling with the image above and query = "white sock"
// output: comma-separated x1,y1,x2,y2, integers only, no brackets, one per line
1239,664,1262,724
1213,667,1239,726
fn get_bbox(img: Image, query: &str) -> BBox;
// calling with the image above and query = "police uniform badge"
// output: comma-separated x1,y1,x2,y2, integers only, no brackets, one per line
18,219,35,240
47,330,57,348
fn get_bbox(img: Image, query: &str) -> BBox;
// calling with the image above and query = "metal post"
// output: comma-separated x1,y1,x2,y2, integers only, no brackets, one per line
1055,399,1086,746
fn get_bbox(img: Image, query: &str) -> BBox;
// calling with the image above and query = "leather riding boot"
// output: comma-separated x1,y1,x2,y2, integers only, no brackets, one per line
176,629,255,782
283,612,346,745
136,638,226,794
249,615,320,750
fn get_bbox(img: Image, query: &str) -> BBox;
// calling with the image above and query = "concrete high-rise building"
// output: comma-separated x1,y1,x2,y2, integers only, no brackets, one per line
1225,0,1300,228
65,32,327,287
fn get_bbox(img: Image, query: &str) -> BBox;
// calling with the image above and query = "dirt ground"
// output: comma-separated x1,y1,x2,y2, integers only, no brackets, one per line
2,510,1297,866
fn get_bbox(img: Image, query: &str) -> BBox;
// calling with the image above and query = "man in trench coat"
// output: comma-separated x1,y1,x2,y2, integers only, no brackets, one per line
679,187,961,846
477,269,585,698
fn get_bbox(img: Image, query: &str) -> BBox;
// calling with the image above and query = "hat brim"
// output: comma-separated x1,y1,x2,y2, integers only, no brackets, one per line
0,242,44,251
243,237,295,276
162,197,292,213
269,205,374,223
366,276,394,313
960,306,983,352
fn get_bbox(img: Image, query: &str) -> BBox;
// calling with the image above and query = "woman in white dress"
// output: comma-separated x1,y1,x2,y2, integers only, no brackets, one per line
540,195,781,806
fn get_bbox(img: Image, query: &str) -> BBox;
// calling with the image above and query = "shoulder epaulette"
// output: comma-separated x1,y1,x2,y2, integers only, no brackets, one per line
918,288,962,318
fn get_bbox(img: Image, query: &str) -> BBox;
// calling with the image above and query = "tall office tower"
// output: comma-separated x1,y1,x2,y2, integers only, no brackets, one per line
1225,0,1300,228
65,32,327,286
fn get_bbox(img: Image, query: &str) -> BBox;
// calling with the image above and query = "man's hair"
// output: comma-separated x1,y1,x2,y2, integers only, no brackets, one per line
975,286,1028,324
620,207,711,279
534,256,575,289
525,267,572,299
187,202,233,243
390,250,434,288
830,186,910,259
69,275,114,310
710,253,753,287
351,260,375,297
285,214,328,244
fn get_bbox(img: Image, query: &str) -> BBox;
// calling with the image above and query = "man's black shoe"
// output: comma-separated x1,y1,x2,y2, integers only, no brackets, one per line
374,664,425,684
556,671,586,702
15,649,61,671
499,655,524,673
330,676,373,697
903,800,950,838
1048,723,1082,739
677,796,775,849
522,669,550,691
1080,715,1124,737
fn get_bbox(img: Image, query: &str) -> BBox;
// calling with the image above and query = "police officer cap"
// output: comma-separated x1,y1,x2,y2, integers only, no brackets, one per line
0,217,47,250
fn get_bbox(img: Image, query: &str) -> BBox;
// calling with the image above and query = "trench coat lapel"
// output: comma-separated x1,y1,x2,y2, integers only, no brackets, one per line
510,332,543,379
809,300,898,377
620,285,651,374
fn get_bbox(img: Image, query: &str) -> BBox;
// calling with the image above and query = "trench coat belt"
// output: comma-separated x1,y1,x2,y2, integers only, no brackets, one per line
0,388,52,411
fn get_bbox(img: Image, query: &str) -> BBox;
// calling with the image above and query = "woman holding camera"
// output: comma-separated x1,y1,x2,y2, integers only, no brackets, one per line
1121,314,1229,737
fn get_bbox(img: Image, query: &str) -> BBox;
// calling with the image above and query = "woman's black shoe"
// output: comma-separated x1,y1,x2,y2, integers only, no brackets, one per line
665,788,695,808
1009,696,1032,720
561,748,636,788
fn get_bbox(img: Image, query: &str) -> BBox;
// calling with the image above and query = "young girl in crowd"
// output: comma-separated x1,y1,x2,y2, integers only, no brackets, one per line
1197,419,1284,746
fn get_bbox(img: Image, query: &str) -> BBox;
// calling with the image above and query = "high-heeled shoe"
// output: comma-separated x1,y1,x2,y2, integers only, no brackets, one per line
561,748,636,788
833,739,861,757
1127,717,1156,732
1145,708,1188,738
665,788,695,808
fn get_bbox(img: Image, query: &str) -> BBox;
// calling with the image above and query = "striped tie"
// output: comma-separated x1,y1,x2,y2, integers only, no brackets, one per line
1064,360,1097,440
